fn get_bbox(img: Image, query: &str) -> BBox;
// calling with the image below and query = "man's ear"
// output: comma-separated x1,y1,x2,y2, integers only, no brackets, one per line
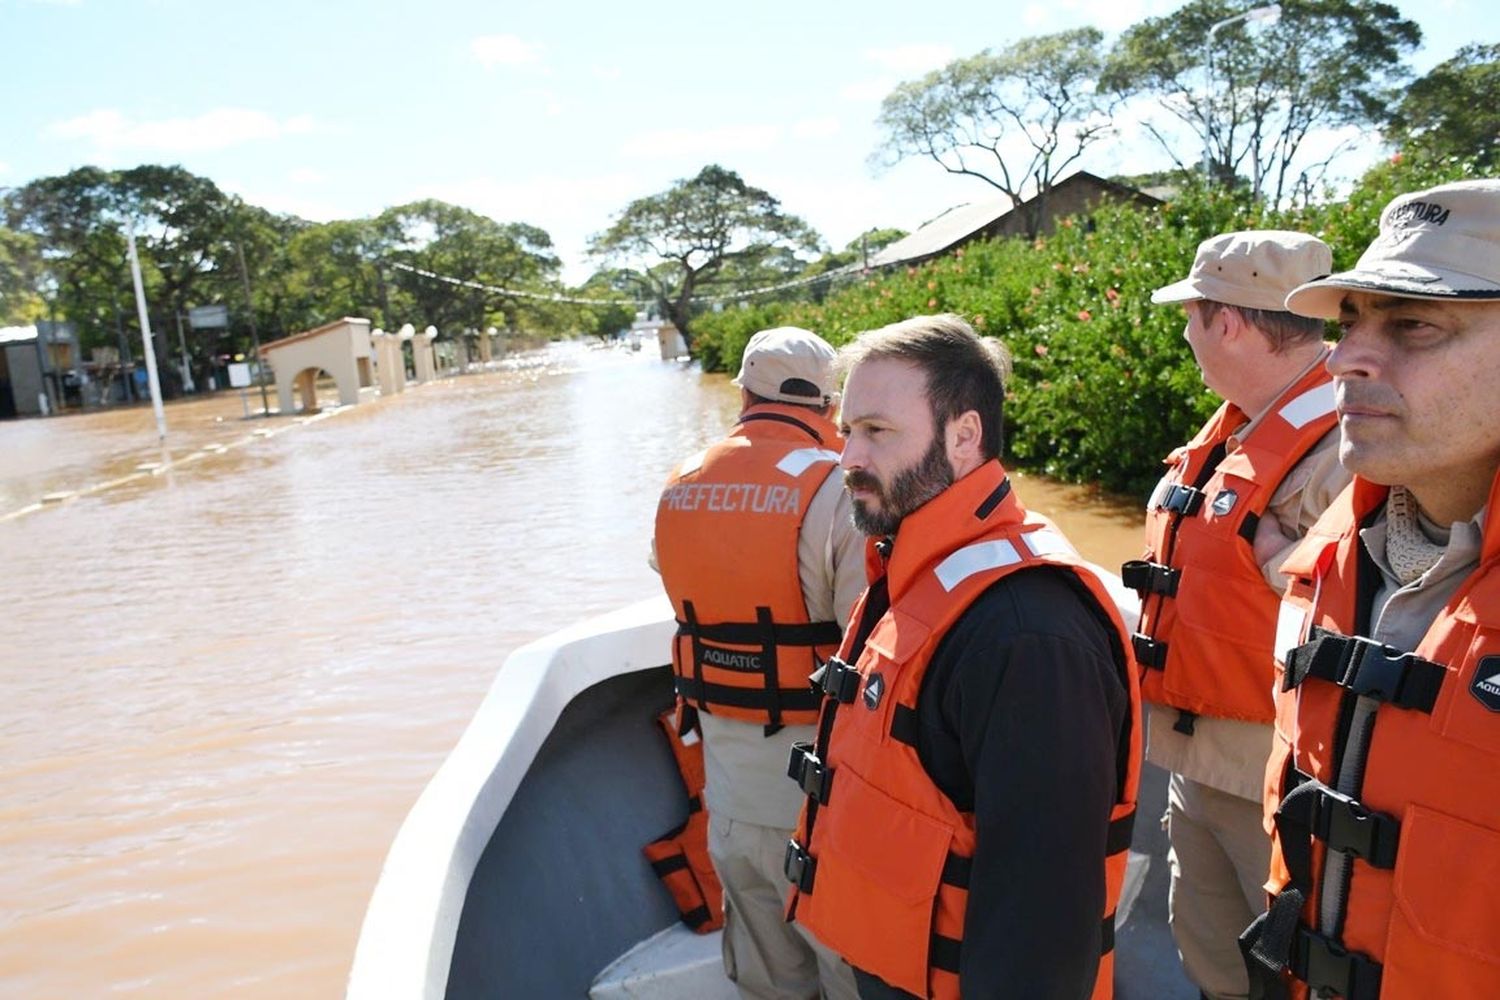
1217,304,1248,347
946,409,984,472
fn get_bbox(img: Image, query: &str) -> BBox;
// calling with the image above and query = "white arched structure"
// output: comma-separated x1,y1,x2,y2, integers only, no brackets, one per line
260,317,374,414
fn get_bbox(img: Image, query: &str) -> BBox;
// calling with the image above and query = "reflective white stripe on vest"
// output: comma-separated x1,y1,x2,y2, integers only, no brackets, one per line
934,539,1024,592
776,447,841,477
678,450,706,476
1278,382,1336,430
1020,527,1076,560
1273,598,1309,666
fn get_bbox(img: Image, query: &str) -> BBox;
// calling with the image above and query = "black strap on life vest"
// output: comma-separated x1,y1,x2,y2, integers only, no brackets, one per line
819,655,861,703
787,740,833,804
784,576,890,916
738,410,824,443
673,607,841,727
672,676,823,713
676,617,844,648
1241,772,1391,1000
1156,483,1208,516
1121,559,1181,597
1282,628,1447,713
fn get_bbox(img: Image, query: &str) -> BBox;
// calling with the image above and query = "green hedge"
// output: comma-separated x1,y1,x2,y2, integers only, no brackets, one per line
691,154,1485,497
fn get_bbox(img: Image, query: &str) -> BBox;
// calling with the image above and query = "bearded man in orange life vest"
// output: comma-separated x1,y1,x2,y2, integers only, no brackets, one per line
1125,231,1352,1000
1240,179,1500,1000
654,326,864,1000
782,314,1141,1000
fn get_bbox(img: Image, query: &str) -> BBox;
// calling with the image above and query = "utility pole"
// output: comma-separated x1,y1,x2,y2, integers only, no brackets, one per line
234,239,270,416
125,224,168,440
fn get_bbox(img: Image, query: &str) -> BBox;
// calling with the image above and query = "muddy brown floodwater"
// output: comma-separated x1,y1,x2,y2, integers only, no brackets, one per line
0,343,1145,998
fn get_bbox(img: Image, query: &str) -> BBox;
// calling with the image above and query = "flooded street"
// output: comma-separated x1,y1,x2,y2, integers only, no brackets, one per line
0,343,1144,998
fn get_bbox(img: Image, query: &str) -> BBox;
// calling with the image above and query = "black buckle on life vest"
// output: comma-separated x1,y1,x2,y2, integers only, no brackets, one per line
1132,633,1168,670
1285,771,1400,869
786,742,834,804
820,656,861,704
1121,559,1181,597
1293,924,1383,1000
1157,484,1206,516
1284,629,1446,713
783,840,816,893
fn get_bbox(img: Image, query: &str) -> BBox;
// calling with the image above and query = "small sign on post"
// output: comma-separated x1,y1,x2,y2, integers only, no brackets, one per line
228,361,252,418
189,304,230,330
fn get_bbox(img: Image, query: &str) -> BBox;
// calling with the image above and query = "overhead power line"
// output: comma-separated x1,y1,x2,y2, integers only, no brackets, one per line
387,258,869,309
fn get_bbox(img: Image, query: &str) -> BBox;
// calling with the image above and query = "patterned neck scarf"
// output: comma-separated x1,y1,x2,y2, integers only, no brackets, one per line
1385,485,1447,586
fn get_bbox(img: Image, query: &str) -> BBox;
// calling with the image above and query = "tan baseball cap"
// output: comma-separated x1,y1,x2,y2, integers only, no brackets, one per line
732,326,837,406
1151,230,1333,312
1286,179,1500,318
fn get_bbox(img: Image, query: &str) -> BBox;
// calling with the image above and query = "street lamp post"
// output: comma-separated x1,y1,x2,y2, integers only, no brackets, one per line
234,239,271,416
34,274,59,416
1203,3,1282,183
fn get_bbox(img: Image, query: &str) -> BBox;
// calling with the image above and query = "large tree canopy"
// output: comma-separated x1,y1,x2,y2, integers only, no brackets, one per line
1385,43,1500,170
378,199,561,338
1104,0,1421,204
875,29,1113,238
588,165,821,346
3,167,570,389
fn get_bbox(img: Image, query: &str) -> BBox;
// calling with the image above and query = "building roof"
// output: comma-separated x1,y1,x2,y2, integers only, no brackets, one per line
260,316,370,354
868,170,1162,270
0,324,38,345
867,200,1013,269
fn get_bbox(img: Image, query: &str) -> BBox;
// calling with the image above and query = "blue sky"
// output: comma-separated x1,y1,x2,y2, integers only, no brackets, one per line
3,0,1492,283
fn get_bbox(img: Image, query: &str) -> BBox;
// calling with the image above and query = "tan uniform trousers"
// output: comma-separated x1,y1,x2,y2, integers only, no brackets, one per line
1166,772,1272,1000
708,813,859,1000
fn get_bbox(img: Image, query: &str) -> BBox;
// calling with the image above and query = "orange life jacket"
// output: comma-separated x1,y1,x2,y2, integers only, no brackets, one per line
1243,472,1500,1000
1127,361,1336,726
783,461,1142,999
642,707,725,933
655,403,845,731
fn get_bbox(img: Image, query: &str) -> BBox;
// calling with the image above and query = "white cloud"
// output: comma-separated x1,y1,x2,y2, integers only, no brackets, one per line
406,173,645,284
863,45,955,74
792,117,842,140
43,108,316,154
592,66,622,82
288,167,324,185
471,34,545,69
618,125,782,159
1022,5,1049,27
0,160,9,177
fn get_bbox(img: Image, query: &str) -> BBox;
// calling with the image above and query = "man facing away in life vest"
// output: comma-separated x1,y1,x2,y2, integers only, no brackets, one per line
783,314,1142,999
654,326,864,1000
1126,231,1351,1000
1240,179,1500,1000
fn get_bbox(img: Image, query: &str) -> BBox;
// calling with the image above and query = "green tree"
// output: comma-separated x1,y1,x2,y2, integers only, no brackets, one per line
875,29,1114,238
0,225,43,325
1386,43,1500,169
378,199,561,341
588,165,822,348
1105,0,1421,205
4,167,137,360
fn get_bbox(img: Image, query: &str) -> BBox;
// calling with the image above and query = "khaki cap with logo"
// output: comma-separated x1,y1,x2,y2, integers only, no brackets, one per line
732,326,837,406
1151,230,1333,312
1286,179,1500,318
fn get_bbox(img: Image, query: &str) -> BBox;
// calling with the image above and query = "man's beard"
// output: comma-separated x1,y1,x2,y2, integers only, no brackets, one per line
845,435,956,537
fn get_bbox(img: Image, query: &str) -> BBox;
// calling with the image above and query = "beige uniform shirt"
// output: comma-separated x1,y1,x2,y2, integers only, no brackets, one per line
1146,350,1353,802
653,465,866,830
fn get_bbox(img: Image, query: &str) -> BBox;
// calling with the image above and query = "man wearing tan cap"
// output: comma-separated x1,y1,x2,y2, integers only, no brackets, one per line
1244,179,1500,1000
1125,231,1350,999
654,326,862,999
